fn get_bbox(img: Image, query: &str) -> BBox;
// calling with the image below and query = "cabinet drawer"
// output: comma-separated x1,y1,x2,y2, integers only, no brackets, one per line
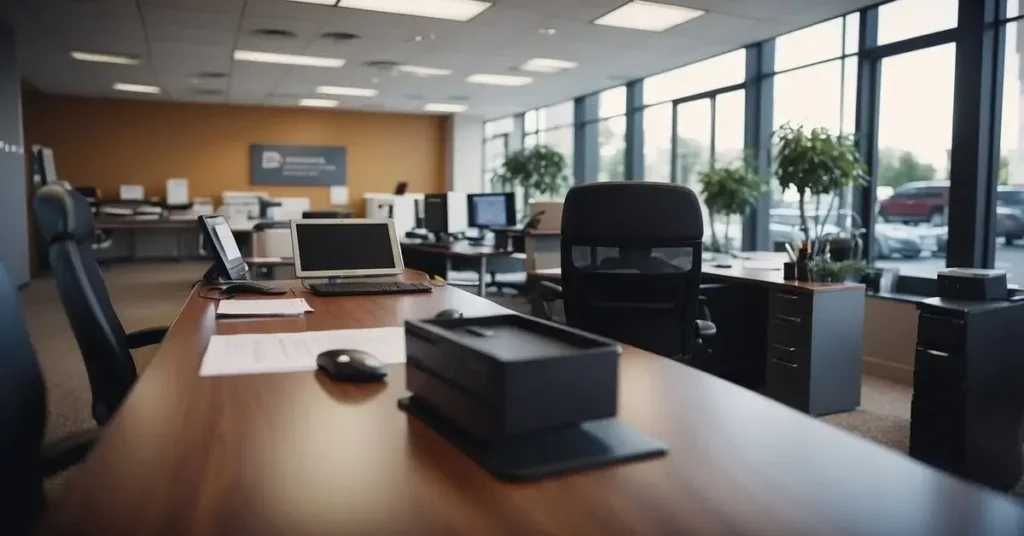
765,356,810,411
767,338,810,368
917,313,965,354
914,346,964,381
768,314,811,349
769,289,813,318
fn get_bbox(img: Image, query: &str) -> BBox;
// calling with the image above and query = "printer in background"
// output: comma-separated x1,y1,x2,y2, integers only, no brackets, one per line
937,268,1009,301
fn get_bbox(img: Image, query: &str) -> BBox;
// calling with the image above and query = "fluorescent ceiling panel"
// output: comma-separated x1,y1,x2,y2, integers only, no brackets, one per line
593,1,705,32
299,98,340,107
316,86,378,97
396,65,453,77
233,50,345,68
466,73,533,86
284,0,338,4
71,51,140,65
519,58,578,73
113,82,161,94
425,103,468,112
335,0,492,21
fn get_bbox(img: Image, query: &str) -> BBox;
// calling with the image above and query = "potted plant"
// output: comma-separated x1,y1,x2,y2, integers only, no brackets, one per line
491,145,570,202
773,123,869,256
697,157,764,253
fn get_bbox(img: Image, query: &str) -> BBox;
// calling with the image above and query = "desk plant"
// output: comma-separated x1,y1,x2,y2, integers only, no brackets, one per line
492,145,570,202
698,157,764,253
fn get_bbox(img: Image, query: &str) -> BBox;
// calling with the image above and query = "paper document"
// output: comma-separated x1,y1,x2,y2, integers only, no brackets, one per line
330,185,349,206
216,298,312,317
199,327,406,377
120,184,145,200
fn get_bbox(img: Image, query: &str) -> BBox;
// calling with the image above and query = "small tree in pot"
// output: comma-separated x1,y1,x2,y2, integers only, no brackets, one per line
774,123,868,255
698,157,764,253
491,145,570,202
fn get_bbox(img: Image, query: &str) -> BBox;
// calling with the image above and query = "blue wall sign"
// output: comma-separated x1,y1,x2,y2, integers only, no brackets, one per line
251,144,347,186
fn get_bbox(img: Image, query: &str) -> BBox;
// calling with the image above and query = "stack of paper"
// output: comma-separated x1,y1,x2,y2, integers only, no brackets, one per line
198,327,406,377
216,298,313,317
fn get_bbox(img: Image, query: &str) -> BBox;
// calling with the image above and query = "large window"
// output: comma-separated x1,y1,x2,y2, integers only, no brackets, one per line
876,0,958,46
597,87,626,181
872,44,955,278
482,117,514,192
643,49,746,106
523,100,575,199
643,103,672,183
996,19,1024,286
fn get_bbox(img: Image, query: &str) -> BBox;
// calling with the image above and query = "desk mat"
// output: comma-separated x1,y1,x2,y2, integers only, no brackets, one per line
398,396,667,481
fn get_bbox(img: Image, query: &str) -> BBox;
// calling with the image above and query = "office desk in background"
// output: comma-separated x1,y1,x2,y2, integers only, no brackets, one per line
400,240,525,297
528,254,866,417
94,217,267,262
39,273,1024,535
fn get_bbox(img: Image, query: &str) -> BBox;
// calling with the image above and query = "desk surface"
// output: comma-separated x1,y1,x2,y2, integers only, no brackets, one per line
401,240,522,258
530,252,863,292
41,274,1023,535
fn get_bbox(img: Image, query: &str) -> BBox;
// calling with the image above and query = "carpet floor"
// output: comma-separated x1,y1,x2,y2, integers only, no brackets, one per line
24,262,916,490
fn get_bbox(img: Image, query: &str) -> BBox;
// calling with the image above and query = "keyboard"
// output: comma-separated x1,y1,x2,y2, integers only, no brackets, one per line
309,281,434,297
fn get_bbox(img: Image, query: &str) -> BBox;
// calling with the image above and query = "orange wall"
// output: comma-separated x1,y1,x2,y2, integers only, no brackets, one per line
22,94,449,213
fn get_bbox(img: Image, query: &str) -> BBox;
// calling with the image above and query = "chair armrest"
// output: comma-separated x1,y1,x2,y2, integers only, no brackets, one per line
41,428,99,477
126,326,168,349
529,281,564,321
537,281,563,298
695,320,717,339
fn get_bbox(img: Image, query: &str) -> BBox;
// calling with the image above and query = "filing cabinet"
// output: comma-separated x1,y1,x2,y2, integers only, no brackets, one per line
910,298,1024,491
764,287,864,416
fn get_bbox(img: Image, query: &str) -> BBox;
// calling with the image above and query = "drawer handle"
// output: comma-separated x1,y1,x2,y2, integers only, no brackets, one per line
771,357,798,368
772,343,797,353
775,314,802,324
777,293,800,300
919,348,950,358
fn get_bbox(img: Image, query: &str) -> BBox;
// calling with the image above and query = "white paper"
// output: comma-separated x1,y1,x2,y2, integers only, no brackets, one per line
216,298,312,317
199,327,406,377
120,184,145,200
213,222,243,261
166,178,189,205
330,185,349,206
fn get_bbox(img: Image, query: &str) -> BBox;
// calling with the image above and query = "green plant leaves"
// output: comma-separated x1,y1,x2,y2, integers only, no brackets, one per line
491,145,570,197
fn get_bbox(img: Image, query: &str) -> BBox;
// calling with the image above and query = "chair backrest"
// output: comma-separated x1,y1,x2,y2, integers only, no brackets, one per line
34,184,135,425
0,263,47,533
560,182,704,358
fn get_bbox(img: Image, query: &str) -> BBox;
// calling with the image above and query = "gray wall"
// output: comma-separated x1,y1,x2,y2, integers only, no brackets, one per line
0,19,28,286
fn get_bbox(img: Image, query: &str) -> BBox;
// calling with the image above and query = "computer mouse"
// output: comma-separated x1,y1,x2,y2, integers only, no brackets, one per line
316,349,388,383
434,308,464,320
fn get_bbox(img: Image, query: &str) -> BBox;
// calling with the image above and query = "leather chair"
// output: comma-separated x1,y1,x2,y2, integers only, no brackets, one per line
555,182,715,362
0,263,95,535
34,184,168,426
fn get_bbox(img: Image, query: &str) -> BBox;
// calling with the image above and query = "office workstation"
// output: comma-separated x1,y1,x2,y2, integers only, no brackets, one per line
6,0,1024,534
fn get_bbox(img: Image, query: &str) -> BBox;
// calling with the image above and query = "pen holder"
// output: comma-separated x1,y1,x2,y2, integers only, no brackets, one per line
783,262,797,281
796,260,810,282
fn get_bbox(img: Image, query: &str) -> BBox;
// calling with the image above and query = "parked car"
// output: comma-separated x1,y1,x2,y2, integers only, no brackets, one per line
769,208,841,247
873,223,925,259
997,187,1024,245
877,181,949,226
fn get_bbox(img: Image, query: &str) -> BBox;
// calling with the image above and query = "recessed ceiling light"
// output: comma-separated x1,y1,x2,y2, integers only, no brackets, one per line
113,82,161,94
518,58,578,74
250,28,298,39
396,65,452,77
335,0,492,21
593,1,705,32
315,85,378,97
320,31,361,42
233,50,345,67
299,98,340,107
539,28,557,35
70,51,140,65
425,103,468,113
466,73,533,86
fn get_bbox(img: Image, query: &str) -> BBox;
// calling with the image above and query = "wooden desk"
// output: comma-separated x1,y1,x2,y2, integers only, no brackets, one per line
40,274,1023,534
400,240,525,297
527,257,866,416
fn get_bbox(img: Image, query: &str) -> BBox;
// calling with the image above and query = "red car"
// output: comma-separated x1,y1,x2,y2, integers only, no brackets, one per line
878,181,949,226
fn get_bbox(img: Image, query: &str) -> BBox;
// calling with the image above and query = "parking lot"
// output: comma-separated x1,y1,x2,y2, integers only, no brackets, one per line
877,242,1024,286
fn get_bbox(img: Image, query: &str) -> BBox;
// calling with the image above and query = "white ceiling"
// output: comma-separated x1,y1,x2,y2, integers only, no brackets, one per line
2,0,878,119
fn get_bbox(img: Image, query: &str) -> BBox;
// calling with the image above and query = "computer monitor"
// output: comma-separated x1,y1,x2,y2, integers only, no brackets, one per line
423,193,448,234
33,146,58,185
394,181,408,196
468,193,516,229
199,215,249,282
290,219,404,279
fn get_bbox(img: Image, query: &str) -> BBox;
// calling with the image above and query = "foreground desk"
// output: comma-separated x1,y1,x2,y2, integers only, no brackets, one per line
41,275,1024,535
400,240,525,297
529,255,866,416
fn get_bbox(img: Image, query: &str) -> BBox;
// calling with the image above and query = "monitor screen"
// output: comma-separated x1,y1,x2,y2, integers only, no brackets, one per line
469,193,515,228
35,147,58,185
423,194,448,233
199,215,248,281
292,220,403,277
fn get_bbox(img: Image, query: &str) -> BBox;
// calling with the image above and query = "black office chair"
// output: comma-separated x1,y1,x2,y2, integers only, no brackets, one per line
0,262,95,535
555,182,715,362
34,184,168,426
